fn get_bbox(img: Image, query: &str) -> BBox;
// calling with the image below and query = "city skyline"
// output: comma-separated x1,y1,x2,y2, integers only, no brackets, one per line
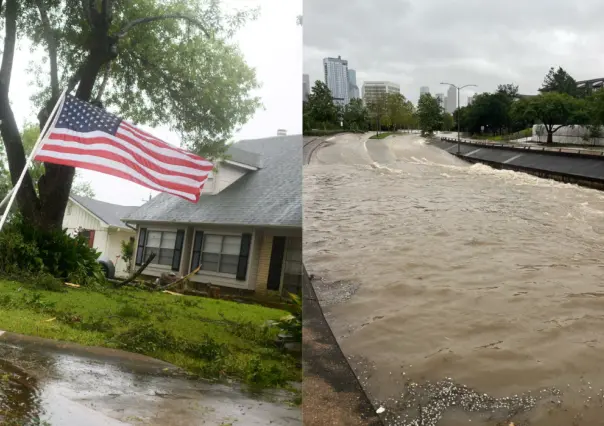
304,0,597,106
323,56,350,105
306,60,478,107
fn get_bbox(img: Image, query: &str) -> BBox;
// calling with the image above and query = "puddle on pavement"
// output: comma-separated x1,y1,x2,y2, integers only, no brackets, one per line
0,358,44,425
0,342,300,425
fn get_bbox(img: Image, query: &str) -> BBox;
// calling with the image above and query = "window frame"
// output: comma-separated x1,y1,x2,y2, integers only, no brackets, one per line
143,229,178,268
199,233,242,276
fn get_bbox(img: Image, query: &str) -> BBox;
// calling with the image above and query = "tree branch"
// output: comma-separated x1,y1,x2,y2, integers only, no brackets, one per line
101,0,112,22
81,0,93,25
36,0,59,99
0,0,17,93
116,14,210,39
95,62,110,102
0,82,40,218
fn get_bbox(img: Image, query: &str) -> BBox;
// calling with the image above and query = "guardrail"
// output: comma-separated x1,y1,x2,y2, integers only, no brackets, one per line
440,137,604,158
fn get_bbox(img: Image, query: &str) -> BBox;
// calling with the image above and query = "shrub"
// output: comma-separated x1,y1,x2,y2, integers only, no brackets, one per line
0,215,102,285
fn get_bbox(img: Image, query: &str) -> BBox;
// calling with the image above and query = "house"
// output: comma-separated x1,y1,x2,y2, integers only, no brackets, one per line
123,134,303,296
63,195,139,277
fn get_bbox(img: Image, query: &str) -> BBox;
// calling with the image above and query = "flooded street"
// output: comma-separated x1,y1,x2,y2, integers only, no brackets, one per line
0,335,300,425
304,133,604,425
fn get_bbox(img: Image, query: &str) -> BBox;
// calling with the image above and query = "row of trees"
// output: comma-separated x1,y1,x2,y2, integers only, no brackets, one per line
303,81,425,133
442,67,604,144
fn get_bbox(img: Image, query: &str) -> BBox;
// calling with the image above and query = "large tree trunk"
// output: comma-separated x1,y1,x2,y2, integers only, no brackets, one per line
546,131,553,145
32,3,118,229
36,51,109,230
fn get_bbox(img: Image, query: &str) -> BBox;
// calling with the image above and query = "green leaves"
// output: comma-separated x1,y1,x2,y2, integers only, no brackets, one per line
342,98,368,131
417,93,442,135
306,80,338,130
539,67,578,97
23,0,261,160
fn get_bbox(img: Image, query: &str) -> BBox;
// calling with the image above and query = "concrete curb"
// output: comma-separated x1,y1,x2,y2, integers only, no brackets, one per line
0,330,184,376
440,136,604,159
432,138,604,190
302,269,382,426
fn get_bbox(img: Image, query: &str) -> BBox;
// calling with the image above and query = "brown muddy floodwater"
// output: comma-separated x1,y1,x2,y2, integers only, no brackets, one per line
304,133,604,426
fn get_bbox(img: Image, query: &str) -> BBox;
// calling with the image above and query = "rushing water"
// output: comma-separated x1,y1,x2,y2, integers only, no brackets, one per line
304,133,604,425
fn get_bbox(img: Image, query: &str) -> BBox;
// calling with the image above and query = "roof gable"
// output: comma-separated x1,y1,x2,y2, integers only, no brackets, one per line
70,195,139,229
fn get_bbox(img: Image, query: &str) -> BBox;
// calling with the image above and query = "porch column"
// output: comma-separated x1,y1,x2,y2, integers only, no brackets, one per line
179,226,195,276
255,234,273,296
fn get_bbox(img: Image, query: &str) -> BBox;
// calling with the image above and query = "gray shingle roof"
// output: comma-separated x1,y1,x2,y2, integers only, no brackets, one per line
123,134,302,227
70,195,139,229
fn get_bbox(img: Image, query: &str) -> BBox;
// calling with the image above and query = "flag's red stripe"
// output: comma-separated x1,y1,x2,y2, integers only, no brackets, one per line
48,131,213,172
120,122,202,160
46,133,209,180
37,145,203,194
115,128,212,170
34,155,202,203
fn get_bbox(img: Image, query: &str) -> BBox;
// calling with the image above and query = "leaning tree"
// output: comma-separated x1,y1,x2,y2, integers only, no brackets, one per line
1,0,261,230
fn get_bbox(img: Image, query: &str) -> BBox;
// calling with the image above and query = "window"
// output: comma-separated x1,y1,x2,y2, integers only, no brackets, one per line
66,204,72,215
144,231,177,266
200,234,241,275
78,229,95,248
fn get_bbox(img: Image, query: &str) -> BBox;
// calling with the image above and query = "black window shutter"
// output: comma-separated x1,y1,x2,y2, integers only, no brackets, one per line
171,229,185,271
135,228,147,266
190,231,204,272
236,233,252,281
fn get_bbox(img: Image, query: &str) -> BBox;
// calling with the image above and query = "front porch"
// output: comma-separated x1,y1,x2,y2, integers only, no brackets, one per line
133,224,302,296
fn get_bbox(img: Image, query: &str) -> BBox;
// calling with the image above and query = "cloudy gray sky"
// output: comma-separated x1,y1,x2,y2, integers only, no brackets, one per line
304,0,604,105
9,0,302,206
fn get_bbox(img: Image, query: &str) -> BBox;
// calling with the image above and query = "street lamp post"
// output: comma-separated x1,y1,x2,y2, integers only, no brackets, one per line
440,82,477,154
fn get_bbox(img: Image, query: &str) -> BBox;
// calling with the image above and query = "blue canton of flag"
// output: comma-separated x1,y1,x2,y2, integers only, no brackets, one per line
56,95,122,135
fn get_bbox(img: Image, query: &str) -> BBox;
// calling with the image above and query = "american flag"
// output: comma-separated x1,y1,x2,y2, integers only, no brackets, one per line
34,94,213,202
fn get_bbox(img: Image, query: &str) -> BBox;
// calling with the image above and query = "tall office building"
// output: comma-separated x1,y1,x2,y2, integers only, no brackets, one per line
362,81,400,105
420,86,430,97
435,93,445,108
446,85,457,114
323,56,350,105
303,74,310,102
347,69,360,100
467,95,474,106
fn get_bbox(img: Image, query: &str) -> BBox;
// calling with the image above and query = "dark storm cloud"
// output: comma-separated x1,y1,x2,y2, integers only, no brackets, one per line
303,0,604,103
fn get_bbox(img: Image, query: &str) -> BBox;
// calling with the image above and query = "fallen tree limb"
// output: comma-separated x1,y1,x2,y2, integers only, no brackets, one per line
64,282,80,288
115,253,156,287
158,265,200,292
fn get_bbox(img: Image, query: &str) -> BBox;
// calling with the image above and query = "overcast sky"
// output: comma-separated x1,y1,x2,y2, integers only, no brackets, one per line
9,0,302,206
304,0,604,106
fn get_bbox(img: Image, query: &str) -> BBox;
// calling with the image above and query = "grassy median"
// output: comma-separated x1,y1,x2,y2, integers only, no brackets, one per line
0,279,300,389
369,132,396,139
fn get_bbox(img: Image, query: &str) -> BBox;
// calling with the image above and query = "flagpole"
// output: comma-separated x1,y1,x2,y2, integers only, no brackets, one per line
0,187,14,211
0,89,67,232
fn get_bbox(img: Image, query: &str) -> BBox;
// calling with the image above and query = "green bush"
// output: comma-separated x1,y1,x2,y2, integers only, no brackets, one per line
0,215,102,285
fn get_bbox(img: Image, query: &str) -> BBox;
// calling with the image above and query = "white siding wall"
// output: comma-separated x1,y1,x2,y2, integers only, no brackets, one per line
106,229,136,277
62,200,108,255
214,164,247,193
62,199,135,269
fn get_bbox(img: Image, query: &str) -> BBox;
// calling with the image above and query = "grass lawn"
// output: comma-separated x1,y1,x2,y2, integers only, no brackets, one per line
0,279,300,389
369,132,396,140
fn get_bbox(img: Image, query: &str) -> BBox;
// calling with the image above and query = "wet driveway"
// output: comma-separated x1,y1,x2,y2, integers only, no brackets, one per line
0,333,301,425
